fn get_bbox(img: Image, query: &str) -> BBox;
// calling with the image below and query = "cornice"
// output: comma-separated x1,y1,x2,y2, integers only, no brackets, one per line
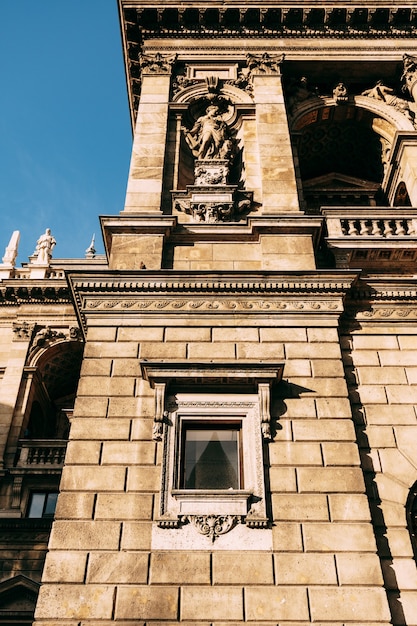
68,270,357,293
0,280,71,306
343,276,417,322
67,270,358,333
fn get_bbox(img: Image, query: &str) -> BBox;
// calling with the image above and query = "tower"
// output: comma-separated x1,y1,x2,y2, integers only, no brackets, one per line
2,1,417,624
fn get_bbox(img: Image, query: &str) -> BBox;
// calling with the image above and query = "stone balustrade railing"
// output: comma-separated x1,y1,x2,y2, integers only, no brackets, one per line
15,440,67,468
324,209,417,239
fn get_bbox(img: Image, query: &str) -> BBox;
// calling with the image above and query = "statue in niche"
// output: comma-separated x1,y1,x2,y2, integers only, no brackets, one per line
33,228,56,265
361,80,414,124
182,104,231,160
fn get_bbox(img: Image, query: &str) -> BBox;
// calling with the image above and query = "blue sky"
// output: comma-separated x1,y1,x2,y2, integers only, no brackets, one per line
0,1,132,264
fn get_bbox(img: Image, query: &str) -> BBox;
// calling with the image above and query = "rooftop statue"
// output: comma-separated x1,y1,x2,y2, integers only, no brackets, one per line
33,228,56,265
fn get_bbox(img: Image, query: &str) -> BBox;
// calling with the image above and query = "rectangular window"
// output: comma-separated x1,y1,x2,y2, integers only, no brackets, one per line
27,492,58,518
181,422,242,490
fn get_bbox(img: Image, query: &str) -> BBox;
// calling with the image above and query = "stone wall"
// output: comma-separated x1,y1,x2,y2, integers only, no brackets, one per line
34,306,392,624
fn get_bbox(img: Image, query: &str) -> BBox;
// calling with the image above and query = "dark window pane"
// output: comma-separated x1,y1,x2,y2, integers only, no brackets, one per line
183,426,240,489
44,492,58,517
27,492,58,518
28,493,45,518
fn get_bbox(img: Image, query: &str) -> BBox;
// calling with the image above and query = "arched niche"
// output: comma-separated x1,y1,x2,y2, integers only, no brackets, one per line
289,96,414,212
169,83,254,194
21,339,84,441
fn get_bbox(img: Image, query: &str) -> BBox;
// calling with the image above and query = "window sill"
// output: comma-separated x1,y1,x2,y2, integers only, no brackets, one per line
171,489,253,515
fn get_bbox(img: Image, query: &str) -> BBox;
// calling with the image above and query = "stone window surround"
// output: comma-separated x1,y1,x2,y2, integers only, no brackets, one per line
140,361,283,534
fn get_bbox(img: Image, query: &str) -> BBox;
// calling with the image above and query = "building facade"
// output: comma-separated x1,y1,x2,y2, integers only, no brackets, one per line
2,0,417,623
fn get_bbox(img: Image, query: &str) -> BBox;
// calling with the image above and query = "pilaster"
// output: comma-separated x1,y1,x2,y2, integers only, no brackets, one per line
252,72,300,214
123,57,175,214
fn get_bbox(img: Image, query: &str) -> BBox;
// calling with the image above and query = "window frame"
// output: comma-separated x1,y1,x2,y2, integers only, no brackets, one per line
179,418,243,490
26,491,58,519
140,360,284,537
160,393,267,527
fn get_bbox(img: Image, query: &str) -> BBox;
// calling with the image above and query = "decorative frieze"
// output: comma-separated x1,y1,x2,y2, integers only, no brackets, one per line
84,297,343,313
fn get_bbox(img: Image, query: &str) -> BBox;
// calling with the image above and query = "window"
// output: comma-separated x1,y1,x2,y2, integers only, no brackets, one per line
180,421,242,490
27,492,58,518
140,360,284,541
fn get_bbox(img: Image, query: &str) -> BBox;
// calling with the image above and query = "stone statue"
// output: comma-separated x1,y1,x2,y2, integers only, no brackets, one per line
333,82,348,104
361,80,414,123
33,229,56,265
402,54,417,98
286,76,319,113
183,105,229,160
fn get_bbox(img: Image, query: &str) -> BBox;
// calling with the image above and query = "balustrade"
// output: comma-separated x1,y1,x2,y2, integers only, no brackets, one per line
16,440,67,468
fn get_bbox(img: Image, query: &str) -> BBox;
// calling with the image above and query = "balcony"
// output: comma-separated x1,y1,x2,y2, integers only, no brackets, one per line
324,208,417,272
15,440,67,469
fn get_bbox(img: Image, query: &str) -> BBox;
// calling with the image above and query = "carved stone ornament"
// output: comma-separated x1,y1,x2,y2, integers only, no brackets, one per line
12,321,35,342
246,52,285,76
333,82,349,104
69,326,82,341
361,81,415,126
31,326,65,350
402,54,417,99
182,514,241,542
139,52,177,75
152,382,166,441
2,230,20,267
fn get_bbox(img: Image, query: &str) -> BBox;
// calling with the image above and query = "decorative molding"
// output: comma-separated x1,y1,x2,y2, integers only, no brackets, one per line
156,392,272,533
84,297,343,314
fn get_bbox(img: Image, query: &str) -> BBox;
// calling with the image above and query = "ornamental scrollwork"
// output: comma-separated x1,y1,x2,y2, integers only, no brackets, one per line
183,514,241,542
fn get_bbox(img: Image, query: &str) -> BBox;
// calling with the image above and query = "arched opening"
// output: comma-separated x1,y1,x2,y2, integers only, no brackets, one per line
21,340,83,442
394,181,412,207
292,104,391,213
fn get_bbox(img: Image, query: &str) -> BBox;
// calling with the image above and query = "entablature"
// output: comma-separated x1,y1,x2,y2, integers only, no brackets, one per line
67,269,358,334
